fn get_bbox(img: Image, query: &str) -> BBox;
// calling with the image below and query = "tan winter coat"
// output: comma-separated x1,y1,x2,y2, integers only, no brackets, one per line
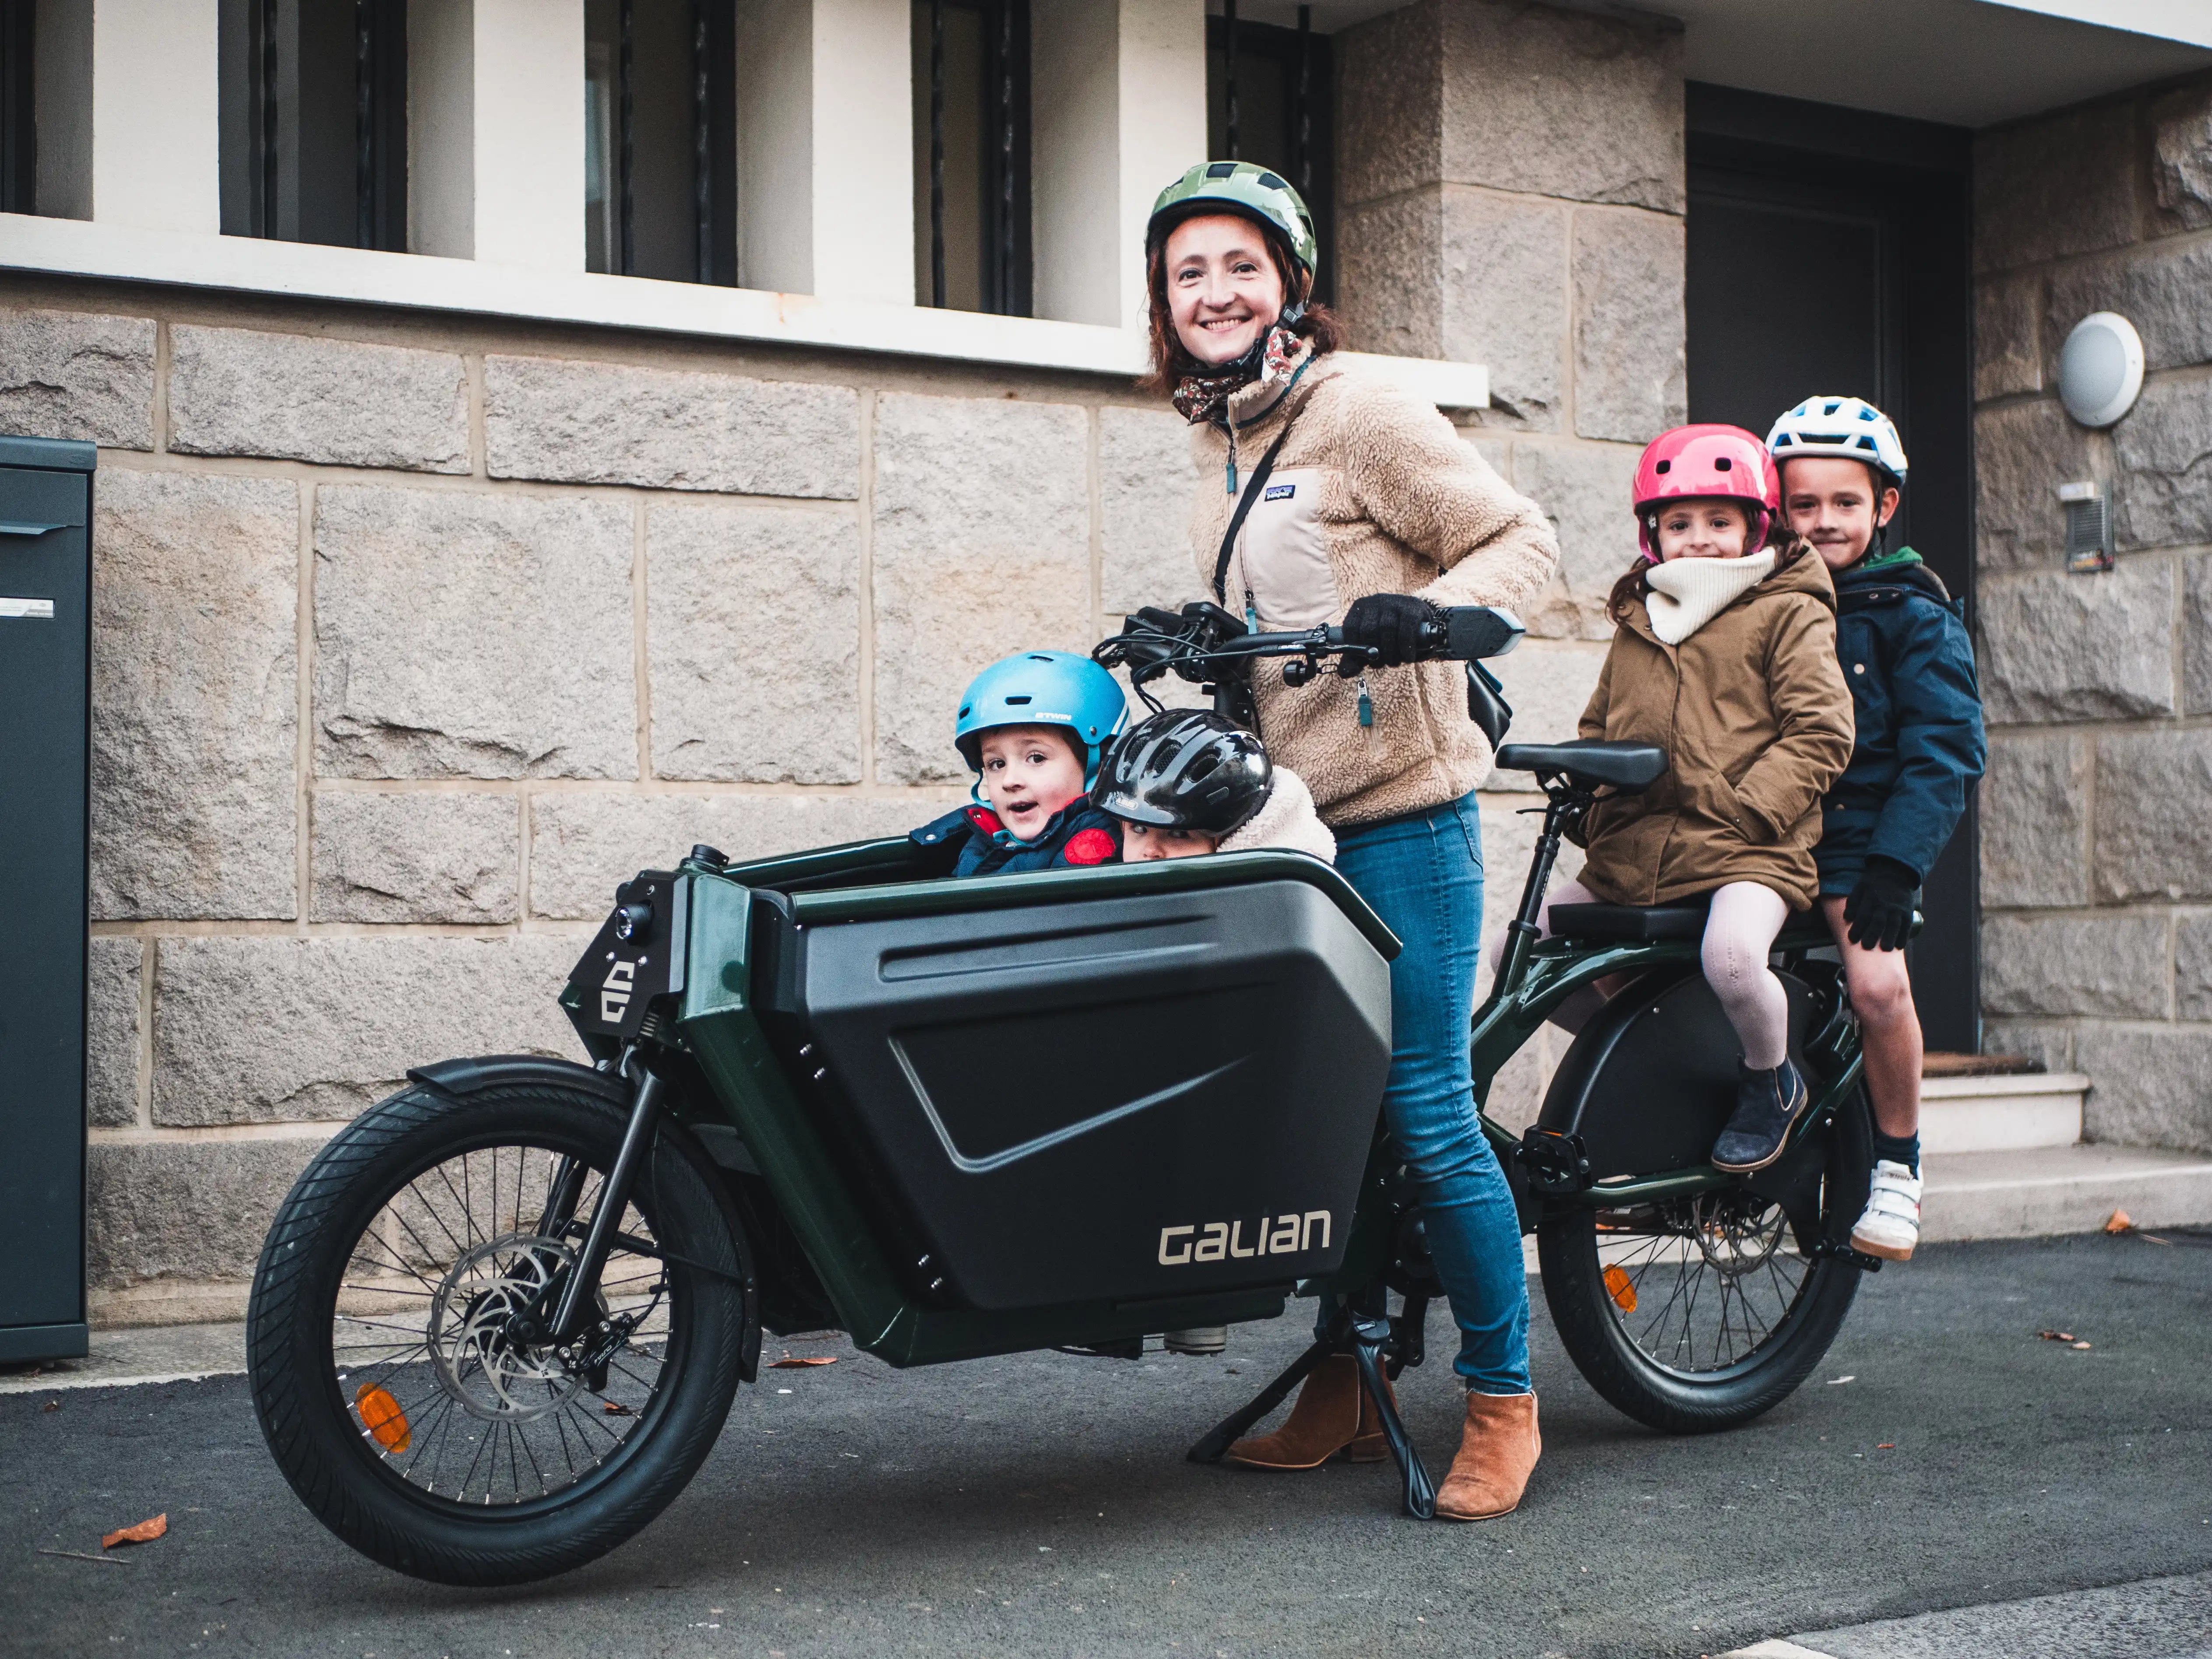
1572,544,1855,912
1220,765,1336,863
1187,349,1560,828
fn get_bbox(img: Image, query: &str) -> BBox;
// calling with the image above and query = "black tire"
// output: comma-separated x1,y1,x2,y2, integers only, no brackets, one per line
1537,1087,1873,1434
247,1079,750,1586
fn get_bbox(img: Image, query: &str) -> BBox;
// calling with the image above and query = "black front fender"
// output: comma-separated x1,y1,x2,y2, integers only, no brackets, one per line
407,1053,629,1105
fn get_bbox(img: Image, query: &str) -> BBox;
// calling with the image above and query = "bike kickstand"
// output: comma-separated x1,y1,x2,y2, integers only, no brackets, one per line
1349,1316,1437,1520
1185,1337,1333,1464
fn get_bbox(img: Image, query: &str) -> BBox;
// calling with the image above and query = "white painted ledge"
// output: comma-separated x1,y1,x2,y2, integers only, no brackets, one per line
1920,1072,2089,1155
0,212,1489,408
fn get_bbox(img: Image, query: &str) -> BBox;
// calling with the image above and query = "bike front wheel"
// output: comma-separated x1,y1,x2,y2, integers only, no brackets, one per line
1536,1087,1873,1434
247,1077,750,1585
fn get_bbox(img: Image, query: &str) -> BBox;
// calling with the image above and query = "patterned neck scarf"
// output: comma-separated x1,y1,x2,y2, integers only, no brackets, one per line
1173,324,1305,425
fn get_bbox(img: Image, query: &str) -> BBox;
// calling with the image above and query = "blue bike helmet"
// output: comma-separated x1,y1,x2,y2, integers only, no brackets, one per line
954,651,1129,785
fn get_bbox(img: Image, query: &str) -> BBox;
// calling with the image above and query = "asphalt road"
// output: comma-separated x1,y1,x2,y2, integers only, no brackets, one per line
5,1233,2210,1659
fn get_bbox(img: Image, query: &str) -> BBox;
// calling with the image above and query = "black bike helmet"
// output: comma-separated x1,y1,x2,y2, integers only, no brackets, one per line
1095,709,1272,839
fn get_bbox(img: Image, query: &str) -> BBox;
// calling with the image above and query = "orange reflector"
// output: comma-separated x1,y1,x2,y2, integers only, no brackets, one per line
1602,1265,1637,1313
355,1383,412,1453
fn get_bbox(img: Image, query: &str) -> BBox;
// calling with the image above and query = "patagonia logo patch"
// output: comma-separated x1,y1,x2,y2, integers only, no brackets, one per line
1263,483,1296,502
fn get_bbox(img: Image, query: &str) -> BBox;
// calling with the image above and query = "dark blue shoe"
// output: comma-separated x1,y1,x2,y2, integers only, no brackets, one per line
1711,1057,1809,1173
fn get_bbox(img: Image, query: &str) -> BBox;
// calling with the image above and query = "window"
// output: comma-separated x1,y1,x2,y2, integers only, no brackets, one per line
218,0,406,248
584,0,736,284
1207,4,1333,303
911,0,1030,315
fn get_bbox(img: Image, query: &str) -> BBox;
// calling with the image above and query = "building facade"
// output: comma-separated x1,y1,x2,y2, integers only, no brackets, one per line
1,0,2208,1324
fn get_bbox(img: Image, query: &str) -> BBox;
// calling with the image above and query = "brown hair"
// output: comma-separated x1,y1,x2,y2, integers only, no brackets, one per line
1138,219,1345,398
1606,517,1808,625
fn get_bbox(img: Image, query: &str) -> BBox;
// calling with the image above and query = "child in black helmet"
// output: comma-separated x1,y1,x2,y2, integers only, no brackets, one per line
1096,709,1335,864
1095,707,1333,1360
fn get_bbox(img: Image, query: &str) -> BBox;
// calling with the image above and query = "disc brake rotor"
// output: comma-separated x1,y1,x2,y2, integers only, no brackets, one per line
427,1233,594,1423
1690,1192,1787,1279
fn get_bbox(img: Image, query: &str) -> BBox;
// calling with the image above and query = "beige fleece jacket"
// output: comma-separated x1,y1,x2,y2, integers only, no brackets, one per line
1219,765,1336,863
1186,348,1560,827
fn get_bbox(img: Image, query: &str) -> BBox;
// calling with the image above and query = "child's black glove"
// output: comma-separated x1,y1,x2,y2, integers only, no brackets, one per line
1844,855,1919,952
1342,593,1440,667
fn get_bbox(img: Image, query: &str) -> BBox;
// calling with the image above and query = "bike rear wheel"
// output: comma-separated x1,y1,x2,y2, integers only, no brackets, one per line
247,1078,750,1585
1536,1087,1873,1434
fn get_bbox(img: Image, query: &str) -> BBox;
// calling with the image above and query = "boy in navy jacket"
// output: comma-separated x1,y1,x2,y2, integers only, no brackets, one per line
1768,398,1987,1263
909,649,1127,876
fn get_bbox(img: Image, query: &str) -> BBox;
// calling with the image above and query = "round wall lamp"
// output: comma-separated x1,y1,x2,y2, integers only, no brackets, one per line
2058,312,2144,428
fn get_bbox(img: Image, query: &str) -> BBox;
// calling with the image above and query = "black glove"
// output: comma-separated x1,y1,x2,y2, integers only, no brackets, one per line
1341,593,1439,668
1844,855,1919,952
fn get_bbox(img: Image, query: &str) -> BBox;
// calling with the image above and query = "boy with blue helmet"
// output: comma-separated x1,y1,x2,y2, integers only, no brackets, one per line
910,651,1131,876
1768,396,1987,1265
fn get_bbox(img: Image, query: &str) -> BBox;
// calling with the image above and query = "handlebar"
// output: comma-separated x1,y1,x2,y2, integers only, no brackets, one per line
1094,601,1525,693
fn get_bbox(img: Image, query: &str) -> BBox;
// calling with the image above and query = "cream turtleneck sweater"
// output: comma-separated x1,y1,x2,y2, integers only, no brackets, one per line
1642,549,1775,645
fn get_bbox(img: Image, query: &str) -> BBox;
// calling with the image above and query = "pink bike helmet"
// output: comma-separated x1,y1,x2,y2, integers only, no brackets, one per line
1631,424,1779,559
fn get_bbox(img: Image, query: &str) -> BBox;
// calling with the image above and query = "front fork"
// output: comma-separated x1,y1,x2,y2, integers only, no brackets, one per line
542,1043,666,1345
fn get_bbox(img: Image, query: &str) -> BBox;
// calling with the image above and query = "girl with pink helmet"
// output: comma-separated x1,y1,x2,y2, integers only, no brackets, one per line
1490,423,1855,1171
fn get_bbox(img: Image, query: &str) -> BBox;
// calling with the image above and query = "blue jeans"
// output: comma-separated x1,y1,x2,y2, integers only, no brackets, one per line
1334,792,1532,1395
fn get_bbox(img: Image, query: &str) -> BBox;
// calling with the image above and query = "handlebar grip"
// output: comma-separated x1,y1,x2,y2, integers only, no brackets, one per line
1423,606,1526,662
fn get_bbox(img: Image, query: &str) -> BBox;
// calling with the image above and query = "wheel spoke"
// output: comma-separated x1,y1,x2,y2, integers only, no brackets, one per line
1593,1190,1821,1379
327,1135,676,1510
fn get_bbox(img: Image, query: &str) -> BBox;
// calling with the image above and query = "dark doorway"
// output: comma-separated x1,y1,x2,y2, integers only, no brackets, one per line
1686,85,1979,1053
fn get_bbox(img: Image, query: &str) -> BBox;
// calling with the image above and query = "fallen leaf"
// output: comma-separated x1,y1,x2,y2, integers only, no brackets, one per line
2105,1208,2134,1234
1876,1443,1895,1449
768,1356,837,1369
42,1399,58,1413
2037,1330,2076,1343
102,1515,166,1550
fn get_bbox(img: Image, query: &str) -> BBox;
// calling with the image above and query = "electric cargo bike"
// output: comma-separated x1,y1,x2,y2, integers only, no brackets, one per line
246,602,1881,1586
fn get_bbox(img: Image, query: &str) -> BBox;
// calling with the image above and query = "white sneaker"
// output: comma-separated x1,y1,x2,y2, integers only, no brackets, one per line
1163,1326,1228,1356
1851,1159,1923,1261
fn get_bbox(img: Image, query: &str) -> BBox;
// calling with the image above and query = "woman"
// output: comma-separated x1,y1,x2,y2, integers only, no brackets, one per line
1142,162,1560,1520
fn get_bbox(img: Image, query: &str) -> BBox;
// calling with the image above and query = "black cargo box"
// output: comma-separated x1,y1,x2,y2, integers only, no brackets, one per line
762,871,1393,1312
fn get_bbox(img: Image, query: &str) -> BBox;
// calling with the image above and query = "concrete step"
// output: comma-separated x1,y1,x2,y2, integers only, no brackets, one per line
1919,1071,2087,1154
1920,1142,2212,1242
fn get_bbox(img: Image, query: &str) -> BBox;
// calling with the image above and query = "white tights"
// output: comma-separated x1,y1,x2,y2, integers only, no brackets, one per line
1486,878,1792,1069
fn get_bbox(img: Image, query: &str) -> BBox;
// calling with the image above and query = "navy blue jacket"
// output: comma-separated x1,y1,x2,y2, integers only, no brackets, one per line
911,799,1122,876
1816,551,1987,891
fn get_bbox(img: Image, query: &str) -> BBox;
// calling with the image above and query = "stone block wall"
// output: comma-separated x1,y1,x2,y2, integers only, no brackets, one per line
1334,0,1684,1127
2,0,1694,1320
3,256,1588,1320
1973,70,2212,1152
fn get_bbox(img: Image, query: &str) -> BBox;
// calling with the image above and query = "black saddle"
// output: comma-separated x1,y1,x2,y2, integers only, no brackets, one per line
1493,740,1666,794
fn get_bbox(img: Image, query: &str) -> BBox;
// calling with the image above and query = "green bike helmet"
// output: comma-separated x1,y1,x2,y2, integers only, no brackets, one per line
1147,161,1318,292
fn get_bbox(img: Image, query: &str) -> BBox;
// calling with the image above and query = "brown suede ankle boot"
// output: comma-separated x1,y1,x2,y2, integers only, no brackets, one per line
1434,1390,1540,1520
1345,1363,1400,1462
1226,1356,1385,1470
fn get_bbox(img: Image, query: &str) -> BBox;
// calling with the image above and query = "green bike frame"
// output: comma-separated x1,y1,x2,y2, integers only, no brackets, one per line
561,814,1862,1372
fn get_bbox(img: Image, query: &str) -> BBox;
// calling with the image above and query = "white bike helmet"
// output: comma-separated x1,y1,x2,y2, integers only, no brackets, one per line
1765,396,1909,487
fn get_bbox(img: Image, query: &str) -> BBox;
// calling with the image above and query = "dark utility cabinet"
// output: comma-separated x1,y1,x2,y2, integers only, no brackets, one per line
0,436,94,1363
